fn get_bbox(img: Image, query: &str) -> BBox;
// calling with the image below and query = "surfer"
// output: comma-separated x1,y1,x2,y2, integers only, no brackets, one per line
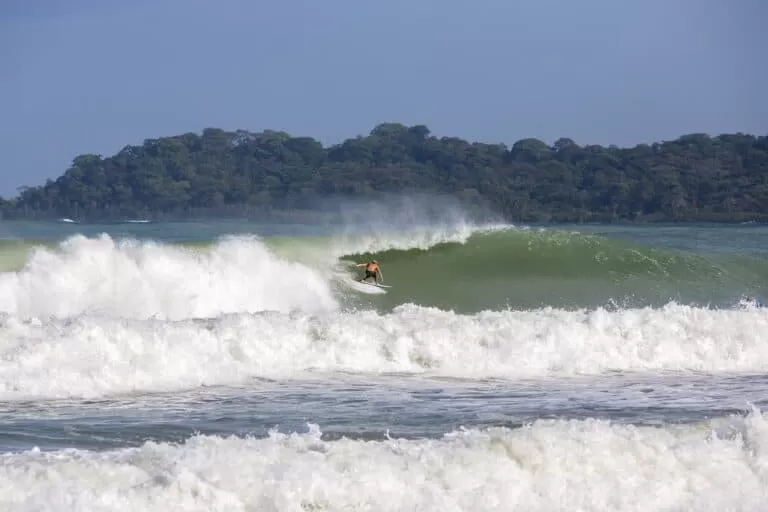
356,260,383,285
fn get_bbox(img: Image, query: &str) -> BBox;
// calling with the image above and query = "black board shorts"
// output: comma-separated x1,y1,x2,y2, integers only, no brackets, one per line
364,270,377,279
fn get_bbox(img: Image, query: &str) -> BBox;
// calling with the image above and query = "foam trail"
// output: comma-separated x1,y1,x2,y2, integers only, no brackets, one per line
3,303,768,400
0,234,338,320
2,409,767,511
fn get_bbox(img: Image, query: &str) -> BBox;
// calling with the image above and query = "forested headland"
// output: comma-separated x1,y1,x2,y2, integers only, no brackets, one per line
2,123,767,222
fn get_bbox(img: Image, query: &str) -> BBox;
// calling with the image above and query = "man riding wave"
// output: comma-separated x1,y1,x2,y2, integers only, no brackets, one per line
356,259,383,285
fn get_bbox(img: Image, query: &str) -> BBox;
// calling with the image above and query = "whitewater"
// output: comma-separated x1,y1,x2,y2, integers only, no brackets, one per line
2,213,768,511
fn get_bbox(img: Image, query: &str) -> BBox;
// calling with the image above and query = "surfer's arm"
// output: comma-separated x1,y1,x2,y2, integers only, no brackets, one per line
355,263,366,267
377,268,383,281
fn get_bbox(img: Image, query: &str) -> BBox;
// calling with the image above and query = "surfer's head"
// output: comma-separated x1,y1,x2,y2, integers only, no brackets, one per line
372,259,377,264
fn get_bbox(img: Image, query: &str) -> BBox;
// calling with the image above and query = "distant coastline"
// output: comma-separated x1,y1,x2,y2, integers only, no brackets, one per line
2,124,766,223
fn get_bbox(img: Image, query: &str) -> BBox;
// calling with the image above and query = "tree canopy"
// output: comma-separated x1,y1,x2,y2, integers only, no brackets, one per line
2,123,767,222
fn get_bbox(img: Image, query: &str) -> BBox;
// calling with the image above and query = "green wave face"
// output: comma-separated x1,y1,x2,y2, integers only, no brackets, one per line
341,228,768,312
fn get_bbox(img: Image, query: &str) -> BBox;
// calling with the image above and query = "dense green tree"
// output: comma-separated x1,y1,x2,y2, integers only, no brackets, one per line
1,124,767,222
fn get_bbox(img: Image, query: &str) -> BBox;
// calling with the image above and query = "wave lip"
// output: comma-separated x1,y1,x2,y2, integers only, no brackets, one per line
2,409,767,511
3,303,768,400
328,221,511,259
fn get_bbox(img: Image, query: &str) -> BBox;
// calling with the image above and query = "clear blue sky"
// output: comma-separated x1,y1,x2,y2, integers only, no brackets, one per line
2,0,766,197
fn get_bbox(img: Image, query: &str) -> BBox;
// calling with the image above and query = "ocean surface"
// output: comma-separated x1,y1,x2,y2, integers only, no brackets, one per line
2,211,768,511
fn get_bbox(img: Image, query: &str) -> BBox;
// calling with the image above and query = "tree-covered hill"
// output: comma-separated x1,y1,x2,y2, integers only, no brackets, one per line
2,123,767,222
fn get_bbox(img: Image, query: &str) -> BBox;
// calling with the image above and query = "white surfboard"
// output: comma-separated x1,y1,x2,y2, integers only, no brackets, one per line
347,279,389,294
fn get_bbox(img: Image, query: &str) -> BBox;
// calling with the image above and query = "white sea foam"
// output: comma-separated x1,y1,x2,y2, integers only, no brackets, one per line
2,409,767,511
0,234,338,320
2,303,768,400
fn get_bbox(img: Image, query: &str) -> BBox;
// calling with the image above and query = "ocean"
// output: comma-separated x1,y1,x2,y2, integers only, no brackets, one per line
1,212,768,511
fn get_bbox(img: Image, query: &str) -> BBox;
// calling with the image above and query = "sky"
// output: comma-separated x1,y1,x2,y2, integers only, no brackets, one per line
1,0,766,197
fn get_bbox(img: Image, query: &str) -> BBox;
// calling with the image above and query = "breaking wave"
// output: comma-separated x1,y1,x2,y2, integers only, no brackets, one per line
2,408,767,511
2,303,768,400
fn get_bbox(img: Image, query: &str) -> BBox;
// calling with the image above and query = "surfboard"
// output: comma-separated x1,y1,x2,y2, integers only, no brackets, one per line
347,279,389,294
360,280,390,288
